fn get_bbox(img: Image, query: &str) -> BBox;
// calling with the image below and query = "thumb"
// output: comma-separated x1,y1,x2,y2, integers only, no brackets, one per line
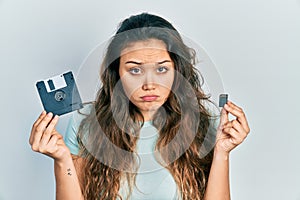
219,108,229,128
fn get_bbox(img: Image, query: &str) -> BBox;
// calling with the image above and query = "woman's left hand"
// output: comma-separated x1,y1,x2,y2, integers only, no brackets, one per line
216,101,250,153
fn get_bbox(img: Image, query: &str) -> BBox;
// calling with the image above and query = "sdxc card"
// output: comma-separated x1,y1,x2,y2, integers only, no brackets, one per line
219,94,228,107
36,71,83,116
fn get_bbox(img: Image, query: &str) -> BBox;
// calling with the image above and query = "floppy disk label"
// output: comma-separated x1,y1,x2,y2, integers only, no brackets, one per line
44,74,68,93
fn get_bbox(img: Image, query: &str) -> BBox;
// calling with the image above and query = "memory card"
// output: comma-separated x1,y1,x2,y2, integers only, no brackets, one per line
219,94,228,107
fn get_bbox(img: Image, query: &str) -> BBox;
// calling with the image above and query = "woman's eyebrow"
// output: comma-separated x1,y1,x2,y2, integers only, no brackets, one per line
157,60,172,64
125,61,142,65
124,60,172,65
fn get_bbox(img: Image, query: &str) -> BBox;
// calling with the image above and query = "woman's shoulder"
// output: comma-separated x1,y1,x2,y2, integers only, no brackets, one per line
64,103,94,155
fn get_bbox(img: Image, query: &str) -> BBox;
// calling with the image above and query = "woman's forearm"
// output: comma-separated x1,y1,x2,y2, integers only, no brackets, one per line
204,148,230,200
54,155,84,200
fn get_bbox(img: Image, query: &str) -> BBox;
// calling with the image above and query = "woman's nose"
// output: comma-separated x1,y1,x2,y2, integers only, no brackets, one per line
142,72,156,90
142,82,155,90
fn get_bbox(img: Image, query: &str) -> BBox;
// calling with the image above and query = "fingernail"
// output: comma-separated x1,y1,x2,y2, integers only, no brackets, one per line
47,112,53,117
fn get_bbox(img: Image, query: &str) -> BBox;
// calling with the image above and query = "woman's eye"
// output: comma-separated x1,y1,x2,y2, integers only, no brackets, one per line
157,66,168,73
129,67,142,74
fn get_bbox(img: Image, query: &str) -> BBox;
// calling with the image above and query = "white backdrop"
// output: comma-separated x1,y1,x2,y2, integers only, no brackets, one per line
0,0,299,199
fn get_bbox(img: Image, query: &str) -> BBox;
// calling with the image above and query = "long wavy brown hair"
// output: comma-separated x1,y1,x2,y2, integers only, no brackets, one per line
76,13,217,200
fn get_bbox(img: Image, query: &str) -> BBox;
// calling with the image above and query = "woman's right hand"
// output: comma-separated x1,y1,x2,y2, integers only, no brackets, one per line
29,111,71,162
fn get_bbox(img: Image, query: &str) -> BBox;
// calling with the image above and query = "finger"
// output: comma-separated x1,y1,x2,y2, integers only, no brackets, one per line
29,111,47,144
30,112,53,150
224,103,250,133
40,115,59,147
231,119,249,138
38,134,59,155
227,101,243,111
222,121,233,129
219,108,229,129
47,134,64,154
37,112,53,131
227,101,250,132
222,125,244,146
223,120,244,133
32,111,47,128
222,120,248,146
45,134,60,154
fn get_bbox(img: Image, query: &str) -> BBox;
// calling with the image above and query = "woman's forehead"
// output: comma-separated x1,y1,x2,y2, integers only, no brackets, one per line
120,39,170,63
121,39,167,54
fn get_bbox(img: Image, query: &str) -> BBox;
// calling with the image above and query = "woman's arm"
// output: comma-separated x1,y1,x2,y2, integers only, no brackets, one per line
204,101,250,200
54,155,84,200
29,111,84,200
204,147,230,199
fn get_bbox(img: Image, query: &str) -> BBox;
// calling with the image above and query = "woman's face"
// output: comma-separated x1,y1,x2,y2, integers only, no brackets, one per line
119,39,175,121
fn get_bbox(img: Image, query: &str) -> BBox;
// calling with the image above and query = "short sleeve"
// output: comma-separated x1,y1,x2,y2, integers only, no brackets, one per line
64,103,94,155
64,116,80,155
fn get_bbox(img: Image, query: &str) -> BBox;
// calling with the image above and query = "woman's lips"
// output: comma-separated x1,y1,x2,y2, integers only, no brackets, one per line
141,95,158,101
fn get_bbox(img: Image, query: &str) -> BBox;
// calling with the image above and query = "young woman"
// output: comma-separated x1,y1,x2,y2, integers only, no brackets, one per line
29,13,250,200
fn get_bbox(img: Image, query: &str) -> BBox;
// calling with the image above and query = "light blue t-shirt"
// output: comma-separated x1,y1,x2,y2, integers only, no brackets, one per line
64,113,179,200
64,105,218,199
